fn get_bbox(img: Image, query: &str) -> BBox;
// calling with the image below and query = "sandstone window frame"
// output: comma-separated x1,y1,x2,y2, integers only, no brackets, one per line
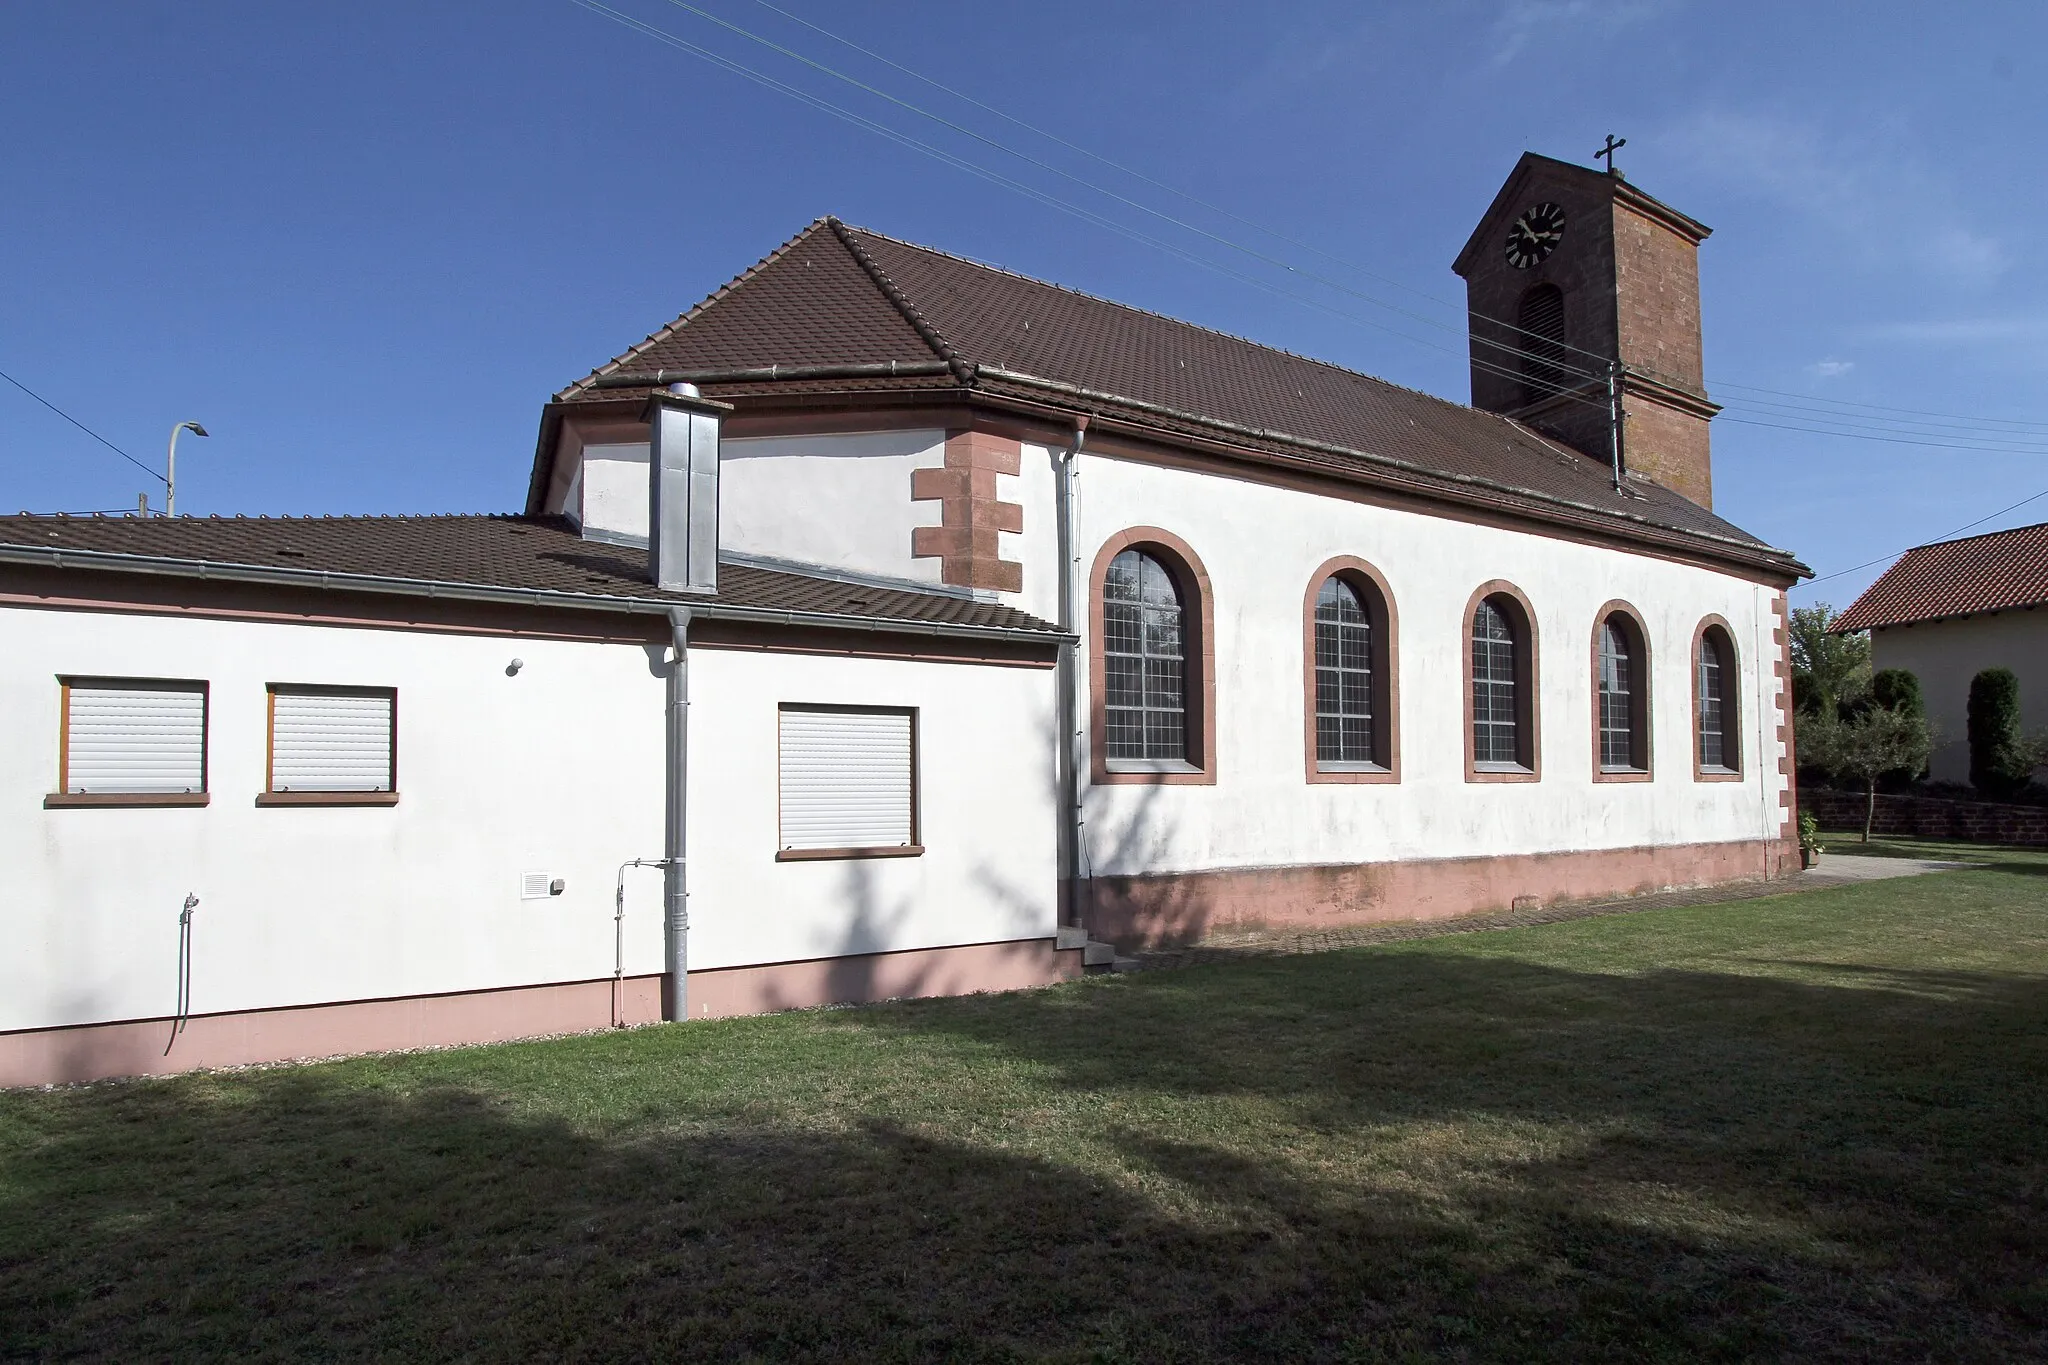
1591,601,1652,781
1694,616,1742,781
1464,581,1541,782
1302,556,1400,783
1089,527,1215,786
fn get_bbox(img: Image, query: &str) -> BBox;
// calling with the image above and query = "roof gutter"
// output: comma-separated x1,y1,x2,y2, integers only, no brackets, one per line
974,365,1808,577
0,543,1073,647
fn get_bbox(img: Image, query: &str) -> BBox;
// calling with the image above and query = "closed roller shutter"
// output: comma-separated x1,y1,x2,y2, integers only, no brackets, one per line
65,681,207,794
271,688,395,792
778,707,915,851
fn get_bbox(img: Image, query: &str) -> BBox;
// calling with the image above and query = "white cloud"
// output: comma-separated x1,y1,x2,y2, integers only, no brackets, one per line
1662,109,2007,285
1858,318,2048,346
1807,359,1855,378
1489,0,1672,67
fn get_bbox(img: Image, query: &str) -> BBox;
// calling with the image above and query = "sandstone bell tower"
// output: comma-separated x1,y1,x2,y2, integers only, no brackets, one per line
1452,150,1720,507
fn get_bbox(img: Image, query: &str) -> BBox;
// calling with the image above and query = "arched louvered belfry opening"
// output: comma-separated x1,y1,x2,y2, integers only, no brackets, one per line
1517,284,1570,405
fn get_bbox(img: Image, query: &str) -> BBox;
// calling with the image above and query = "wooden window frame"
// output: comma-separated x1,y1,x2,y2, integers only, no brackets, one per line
1302,556,1400,783
1693,616,1743,781
1463,581,1541,782
1089,527,1216,785
45,676,211,809
257,683,401,807
774,702,924,861
1590,601,1653,782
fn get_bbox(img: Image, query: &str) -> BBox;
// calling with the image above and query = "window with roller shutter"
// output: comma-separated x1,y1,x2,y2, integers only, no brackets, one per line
263,685,398,804
776,705,920,860
54,678,209,803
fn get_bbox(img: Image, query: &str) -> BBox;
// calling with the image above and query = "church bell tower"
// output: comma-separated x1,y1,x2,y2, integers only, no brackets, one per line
1452,149,1720,507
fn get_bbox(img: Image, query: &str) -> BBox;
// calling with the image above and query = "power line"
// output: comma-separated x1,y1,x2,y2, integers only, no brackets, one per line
735,0,2048,441
572,0,1615,420
1805,485,2048,589
0,367,165,485
1711,379,2048,433
652,0,1627,381
579,1,2046,455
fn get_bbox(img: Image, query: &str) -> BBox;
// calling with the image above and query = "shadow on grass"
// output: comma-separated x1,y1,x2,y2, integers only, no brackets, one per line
4,950,2046,1361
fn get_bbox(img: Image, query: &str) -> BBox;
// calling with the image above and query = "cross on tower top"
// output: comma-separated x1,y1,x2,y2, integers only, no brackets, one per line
1595,134,1626,175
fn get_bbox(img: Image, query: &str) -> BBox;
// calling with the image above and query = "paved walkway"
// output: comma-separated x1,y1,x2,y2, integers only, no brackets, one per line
1124,854,1979,972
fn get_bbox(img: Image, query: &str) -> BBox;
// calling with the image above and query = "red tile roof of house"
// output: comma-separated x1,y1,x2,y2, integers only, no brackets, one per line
539,218,1804,577
1832,520,2048,631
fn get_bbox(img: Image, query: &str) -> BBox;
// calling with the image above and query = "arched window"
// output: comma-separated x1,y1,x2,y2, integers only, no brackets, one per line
1518,284,1570,404
1091,529,1214,784
1466,585,1539,780
1104,549,1185,762
1304,558,1398,780
1695,622,1740,776
1594,606,1651,777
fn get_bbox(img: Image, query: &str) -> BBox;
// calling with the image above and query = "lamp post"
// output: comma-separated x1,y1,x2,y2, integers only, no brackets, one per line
166,421,208,516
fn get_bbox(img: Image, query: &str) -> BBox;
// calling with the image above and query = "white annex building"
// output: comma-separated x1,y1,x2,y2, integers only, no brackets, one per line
2,155,1808,1085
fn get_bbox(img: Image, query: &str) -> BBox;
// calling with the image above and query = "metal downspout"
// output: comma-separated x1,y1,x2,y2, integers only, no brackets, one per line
1054,420,1088,927
666,605,693,1021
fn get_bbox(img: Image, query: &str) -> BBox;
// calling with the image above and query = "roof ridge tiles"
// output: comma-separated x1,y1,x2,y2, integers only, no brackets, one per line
1902,517,2048,554
825,217,970,381
555,216,838,402
839,221,1553,420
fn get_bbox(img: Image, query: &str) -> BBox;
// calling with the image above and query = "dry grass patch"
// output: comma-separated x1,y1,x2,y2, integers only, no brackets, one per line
3,841,2046,1361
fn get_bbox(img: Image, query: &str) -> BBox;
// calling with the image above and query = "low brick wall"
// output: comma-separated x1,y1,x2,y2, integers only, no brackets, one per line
1806,788,2048,846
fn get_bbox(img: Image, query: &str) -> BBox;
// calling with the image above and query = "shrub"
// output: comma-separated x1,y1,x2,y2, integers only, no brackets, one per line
1969,668,2026,796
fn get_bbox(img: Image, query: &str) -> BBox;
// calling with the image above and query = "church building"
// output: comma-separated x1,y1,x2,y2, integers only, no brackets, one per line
0,153,1808,1085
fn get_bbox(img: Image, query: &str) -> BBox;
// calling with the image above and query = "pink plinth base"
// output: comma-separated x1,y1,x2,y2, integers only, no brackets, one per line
1084,837,1800,949
1,938,1084,1088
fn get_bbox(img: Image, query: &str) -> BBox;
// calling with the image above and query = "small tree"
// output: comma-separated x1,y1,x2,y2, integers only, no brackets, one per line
1801,705,1933,842
1789,602,1871,717
1870,668,1924,718
1869,667,1926,784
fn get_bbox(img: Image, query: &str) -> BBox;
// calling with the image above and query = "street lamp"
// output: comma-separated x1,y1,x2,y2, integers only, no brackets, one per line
166,421,208,516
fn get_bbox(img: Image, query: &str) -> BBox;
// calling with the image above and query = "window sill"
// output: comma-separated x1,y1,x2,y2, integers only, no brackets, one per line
776,845,924,862
257,791,401,807
1695,766,1744,783
1106,758,1200,774
1310,760,1398,784
1595,766,1653,783
1468,761,1539,783
45,791,210,808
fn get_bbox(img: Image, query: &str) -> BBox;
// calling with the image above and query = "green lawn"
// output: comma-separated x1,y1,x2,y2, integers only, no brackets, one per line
4,845,2046,1362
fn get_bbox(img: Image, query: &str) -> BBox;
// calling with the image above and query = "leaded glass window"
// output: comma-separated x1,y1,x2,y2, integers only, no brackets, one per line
1598,619,1638,771
1698,632,1732,771
1315,577,1375,765
1472,598,1521,766
1104,550,1186,762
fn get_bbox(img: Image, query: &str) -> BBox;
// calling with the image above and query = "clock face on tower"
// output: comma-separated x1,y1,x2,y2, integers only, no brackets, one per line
1505,202,1567,269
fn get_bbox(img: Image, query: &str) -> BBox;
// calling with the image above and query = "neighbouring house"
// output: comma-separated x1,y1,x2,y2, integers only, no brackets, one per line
1,153,1808,1086
1832,520,2048,783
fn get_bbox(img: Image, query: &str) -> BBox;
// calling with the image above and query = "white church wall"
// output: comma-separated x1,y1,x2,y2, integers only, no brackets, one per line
1072,452,1789,877
578,441,650,541
1012,441,1064,624
686,647,1059,971
719,429,949,586
0,605,670,1036
1871,612,2048,784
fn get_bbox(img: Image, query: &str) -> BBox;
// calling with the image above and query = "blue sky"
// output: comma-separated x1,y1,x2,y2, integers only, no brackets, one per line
3,1,2042,607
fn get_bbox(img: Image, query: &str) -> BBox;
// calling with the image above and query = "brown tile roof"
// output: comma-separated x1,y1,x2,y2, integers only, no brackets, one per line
550,218,1800,570
1832,520,2048,632
0,514,1061,635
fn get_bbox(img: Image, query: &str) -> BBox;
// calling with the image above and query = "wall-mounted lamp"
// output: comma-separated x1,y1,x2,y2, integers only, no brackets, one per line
506,658,525,676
